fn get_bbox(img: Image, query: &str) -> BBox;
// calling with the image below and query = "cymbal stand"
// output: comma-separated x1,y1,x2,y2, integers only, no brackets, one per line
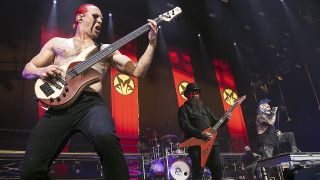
152,147,156,160
165,148,170,179
156,144,160,159
304,63,320,111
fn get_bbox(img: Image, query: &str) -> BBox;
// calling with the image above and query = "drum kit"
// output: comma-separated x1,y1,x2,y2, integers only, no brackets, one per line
141,134,191,180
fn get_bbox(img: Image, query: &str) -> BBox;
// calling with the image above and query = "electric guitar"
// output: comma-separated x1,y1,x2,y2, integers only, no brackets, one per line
178,95,246,167
34,7,182,109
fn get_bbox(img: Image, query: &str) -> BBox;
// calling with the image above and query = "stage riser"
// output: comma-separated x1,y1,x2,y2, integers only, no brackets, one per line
0,152,144,179
0,151,248,179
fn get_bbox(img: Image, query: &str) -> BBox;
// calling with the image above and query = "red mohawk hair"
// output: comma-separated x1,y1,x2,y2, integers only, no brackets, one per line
73,4,97,29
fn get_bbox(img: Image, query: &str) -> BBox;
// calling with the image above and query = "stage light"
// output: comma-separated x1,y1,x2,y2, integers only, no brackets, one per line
158,26,161,29
208,13,216,18
233,42,237,46
53,0,57,4
244,25,251,30
197,34,201,37
106,11,114,43
276,75,284,81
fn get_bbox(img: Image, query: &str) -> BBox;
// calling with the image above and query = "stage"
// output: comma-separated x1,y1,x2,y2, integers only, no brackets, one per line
255,152,320,180
0,150,248,179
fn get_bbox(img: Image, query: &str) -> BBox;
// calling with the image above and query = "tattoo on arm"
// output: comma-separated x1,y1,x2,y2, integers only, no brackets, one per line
124,61,136,75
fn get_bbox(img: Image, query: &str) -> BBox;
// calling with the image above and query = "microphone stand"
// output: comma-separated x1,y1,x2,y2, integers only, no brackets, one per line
304,63,320,111
277,80,292,122
274,110,280,156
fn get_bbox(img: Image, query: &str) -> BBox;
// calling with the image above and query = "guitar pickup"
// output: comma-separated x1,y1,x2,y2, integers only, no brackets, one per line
40,82,55,97
48,79,62,90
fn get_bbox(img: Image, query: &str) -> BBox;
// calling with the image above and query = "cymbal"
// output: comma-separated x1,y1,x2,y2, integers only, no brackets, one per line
162,134,178,139
136,143,149,151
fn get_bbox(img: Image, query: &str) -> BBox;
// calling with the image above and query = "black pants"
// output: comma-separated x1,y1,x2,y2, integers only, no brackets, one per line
20,92,129,180
188,145,223,180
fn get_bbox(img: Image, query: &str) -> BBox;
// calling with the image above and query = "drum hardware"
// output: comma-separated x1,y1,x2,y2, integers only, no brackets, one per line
156,144,161,159
169,141,173,154
150,137,162,160
162,134,178,139
141,134,193,179
174,143,188,156
165,148,191,180
148,136,166,177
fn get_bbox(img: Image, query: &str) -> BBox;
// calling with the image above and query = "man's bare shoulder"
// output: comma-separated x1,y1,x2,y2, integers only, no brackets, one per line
46,37,72,46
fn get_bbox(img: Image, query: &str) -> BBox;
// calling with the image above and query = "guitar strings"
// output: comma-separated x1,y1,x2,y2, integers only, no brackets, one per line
47,17,162,87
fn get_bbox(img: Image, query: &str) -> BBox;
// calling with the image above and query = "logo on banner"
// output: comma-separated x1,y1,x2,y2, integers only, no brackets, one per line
113,73,135,95
223,88,238,105
178,81,189,100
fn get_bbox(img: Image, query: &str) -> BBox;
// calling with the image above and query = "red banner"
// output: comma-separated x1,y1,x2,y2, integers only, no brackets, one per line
111,42,139,153
213,59,249,152
169,48,195,106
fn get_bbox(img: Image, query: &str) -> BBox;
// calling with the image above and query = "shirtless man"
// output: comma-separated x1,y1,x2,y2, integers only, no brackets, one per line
21,4,157,180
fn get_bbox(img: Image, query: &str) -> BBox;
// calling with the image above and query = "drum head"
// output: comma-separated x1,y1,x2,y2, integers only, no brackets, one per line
169,160,190,180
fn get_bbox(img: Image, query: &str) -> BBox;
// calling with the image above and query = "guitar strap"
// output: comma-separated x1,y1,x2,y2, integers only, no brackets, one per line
94,41,102,51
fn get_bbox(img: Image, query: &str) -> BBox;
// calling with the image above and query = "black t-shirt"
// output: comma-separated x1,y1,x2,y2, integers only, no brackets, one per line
257,126,277,145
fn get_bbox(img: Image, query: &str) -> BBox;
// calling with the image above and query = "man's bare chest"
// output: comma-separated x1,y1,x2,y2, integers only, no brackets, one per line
53,40,96,66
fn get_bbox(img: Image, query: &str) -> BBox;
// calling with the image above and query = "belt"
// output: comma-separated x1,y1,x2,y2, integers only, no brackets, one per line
82,91,101,97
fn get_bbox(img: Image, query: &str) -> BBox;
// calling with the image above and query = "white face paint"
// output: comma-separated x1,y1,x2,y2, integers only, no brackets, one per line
259,103,271,112
80,5,103,39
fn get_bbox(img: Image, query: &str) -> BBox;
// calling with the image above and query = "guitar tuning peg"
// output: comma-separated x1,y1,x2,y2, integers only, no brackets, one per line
171,10,175,15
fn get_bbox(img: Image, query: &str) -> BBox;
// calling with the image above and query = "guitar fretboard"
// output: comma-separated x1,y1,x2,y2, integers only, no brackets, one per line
67,17,163,77
210,100,240,133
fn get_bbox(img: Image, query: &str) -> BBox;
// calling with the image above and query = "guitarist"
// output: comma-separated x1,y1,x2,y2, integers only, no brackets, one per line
178,83,231,180
21,4,158,180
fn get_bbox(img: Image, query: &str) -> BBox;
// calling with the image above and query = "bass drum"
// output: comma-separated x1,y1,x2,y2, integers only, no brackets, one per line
169,160,190,180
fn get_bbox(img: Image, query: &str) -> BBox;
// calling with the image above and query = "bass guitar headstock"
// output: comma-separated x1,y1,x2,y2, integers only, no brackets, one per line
159,7,182,22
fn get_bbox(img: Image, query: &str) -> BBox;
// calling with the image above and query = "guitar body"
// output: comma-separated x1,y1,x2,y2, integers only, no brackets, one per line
34,46,101,109
178,95,246,168
179,127,217,168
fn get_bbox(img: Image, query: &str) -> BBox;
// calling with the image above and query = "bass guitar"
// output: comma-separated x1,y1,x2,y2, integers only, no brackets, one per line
34,7,182,109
